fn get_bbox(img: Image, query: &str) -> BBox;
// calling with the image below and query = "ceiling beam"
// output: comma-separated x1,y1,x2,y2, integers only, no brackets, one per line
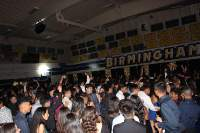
32,0,83,21
56,11,101,32
14,0,84,33
53,0,185,42
85,0,185,27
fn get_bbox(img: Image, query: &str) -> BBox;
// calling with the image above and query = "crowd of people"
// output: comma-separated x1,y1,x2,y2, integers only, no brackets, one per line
0,62,200,133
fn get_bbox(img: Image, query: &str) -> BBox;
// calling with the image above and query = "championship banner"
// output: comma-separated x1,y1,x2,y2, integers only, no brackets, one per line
106,42,200,68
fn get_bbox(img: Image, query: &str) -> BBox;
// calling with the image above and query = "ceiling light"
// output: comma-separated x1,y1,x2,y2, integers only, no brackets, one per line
37,64,49,76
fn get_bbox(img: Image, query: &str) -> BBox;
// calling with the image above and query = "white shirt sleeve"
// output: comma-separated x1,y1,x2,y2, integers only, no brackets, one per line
111,114,124,133
31,106,36,117
133,116,140,123
116,91,125,101
86,75,91,84
80,85,86,93
8,109,13,123
138,91,156,111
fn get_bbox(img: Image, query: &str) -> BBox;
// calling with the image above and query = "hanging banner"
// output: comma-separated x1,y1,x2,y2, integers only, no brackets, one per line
105,69,111,78
124,67,130,76
124,67,130,80
106,42,200,68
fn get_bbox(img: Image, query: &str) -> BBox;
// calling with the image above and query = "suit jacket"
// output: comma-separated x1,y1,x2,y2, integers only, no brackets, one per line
179,99,200,132
113,119,146,133
15,112,30,133
158,95,183,133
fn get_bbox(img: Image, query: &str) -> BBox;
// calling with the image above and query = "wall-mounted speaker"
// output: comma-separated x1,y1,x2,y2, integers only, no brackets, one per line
34,22,46,34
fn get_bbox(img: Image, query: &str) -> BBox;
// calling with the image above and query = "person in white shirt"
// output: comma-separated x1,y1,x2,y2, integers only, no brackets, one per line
31,100,42,116
138,84,156,111
80,73,93,93
62,88,72,110
116,84,128,100
0,98,13,124
31,92,42,116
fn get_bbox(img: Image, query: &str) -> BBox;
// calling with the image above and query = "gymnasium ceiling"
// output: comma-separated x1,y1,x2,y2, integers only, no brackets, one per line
0,0,197,44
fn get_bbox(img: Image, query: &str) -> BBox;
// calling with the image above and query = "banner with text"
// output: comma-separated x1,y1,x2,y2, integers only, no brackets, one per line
106,42,200,68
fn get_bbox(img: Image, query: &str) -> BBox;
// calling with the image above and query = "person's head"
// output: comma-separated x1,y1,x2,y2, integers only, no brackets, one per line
81,106,97,133
30,89,36,102
35,91,43,102
57,107,70,132
141,83,151,95
108,97,120,117
32,107,49,132
151,94,158,103
119,99,134,119
48,86,55,97
40,96,51,107
73,84,81,93
165,82,176,94
0,98,5,108
71,97,85,118
0,123,21,133
33,107,49,121
104,83,113,94
71,85,81,98
170,89,179,102
98,86,105,94
18,97,32,114
129,83,140,95
154,82,167,98
9,95,17,104
63,113,83,133
181,88,193,100
114,82,120,90
173,78,181,88
63,88,72,98
85,84,94,95
120,84,128,94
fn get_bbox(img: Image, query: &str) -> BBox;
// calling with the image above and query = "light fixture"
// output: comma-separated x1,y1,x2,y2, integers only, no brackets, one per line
37,64,49,76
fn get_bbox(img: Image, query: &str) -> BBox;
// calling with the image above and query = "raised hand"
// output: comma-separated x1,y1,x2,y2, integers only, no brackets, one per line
57,84,62,93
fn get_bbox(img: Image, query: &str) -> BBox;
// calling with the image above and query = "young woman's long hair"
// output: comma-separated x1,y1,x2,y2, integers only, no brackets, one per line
56,107,70,133
63,113,83,133
81,106,97,133
31,107,48,133
71,97,85,118
129,95,144,124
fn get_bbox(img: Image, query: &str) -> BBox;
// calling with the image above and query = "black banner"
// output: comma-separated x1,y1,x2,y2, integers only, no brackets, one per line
106,43,200,68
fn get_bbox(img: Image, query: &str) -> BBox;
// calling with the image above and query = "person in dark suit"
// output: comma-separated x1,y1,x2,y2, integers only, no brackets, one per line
154,82,184,133
113,99,146,133
179,88,200,133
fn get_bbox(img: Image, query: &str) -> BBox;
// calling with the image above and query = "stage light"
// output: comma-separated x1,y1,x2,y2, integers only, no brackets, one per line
37,64,49,76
